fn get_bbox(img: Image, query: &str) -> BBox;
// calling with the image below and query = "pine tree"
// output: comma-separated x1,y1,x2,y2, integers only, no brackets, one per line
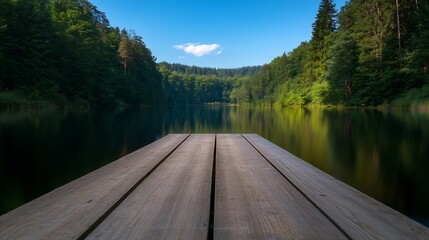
118,28,132,75
305,0,337,84
312,0,337,44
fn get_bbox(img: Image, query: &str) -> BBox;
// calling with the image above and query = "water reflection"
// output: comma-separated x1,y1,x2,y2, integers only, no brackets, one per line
0,106,428,226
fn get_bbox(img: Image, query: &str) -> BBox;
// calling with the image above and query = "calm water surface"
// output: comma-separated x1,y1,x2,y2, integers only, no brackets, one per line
0,106,428,226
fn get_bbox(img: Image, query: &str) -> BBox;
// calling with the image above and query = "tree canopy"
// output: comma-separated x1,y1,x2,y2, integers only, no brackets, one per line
0,0,163,106
1,0,428,107
245,0,429,106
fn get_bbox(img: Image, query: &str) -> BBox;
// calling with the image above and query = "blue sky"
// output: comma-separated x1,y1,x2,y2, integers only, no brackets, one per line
90,0,348,68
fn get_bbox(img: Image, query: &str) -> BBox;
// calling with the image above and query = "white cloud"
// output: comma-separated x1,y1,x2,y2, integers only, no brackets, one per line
174,43,221,57
216,50,223,55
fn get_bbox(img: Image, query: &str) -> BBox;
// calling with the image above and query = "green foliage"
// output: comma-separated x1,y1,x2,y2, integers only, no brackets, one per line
308,80,330,105
159,62,261,77
159,65,242,104
0,0,164,106
1,0,428,108
250,0,429,107
304,0,337,84
312,0,337,43
392,84,429,108
325,31,358,104
0,91,51,109
278,86,306,107
118,29,132,74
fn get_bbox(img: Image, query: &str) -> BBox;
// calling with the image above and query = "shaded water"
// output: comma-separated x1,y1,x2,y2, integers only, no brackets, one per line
0,106,428,226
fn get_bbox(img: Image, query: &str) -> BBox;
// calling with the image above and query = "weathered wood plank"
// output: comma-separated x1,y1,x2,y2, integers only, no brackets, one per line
86,134,215,240
0,134,189,240
243,134,429,240
214,134,347,239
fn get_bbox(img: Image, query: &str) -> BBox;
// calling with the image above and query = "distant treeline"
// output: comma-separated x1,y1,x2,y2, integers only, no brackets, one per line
1,0,428,107
159,62,261,77
158,62,250,104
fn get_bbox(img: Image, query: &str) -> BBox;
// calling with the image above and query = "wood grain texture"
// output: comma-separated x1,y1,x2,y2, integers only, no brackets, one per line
243,134,429,240
214,134,347,239
86,134,215,240
0,134,189,240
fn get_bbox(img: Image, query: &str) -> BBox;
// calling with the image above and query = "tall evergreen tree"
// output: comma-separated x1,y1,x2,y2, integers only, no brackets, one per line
118,28,132,75
312,0,337,44
305,0,337,83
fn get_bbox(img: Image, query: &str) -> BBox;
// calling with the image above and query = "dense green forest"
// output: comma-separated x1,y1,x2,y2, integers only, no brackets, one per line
241,0,429,106
1,0,428,107
158,62,260,104
0,0,164,106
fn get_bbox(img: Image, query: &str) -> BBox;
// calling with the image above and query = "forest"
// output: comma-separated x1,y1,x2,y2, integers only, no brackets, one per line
158,62,260,104
0,0,164,106
238,0,429,107
0,0,428,107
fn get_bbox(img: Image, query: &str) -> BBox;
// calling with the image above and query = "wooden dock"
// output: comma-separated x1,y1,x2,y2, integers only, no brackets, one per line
0,134,428,239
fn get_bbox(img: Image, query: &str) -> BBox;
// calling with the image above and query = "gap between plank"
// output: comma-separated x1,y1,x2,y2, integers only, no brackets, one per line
241,134,352,240
77,134,191,240
207,134,216,240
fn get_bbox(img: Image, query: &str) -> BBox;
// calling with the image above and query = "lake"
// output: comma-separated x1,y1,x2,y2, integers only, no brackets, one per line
0,106,428,227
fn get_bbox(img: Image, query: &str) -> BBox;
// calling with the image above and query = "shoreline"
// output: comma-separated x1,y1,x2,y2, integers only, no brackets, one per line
1,91,428,112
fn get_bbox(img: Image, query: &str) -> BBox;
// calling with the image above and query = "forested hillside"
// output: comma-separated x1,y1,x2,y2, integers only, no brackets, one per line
242,0,429,106
0,0,163,106
1,0,428,107
159,62,261,77
158,62,260,104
